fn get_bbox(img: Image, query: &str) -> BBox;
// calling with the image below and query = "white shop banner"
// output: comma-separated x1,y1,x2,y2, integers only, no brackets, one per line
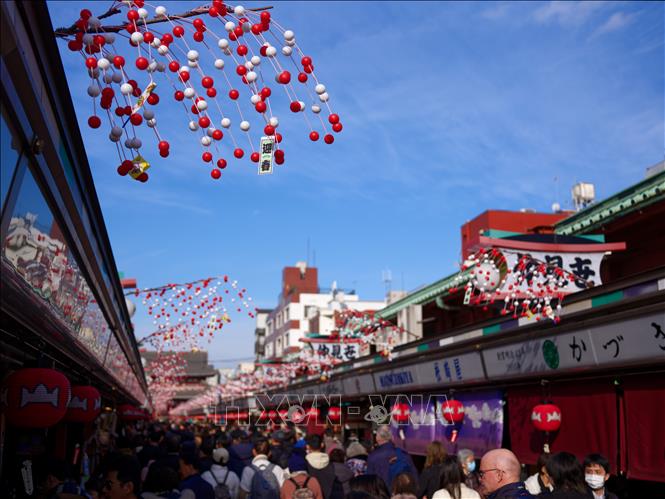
416,352,486,387
373,365,420,392
312,342,362,362
342,373,376,396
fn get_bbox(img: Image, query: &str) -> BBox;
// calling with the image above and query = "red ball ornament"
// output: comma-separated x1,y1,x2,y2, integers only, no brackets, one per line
114,107,125,117
236,65,247,76
440,399,465,424
234,148,244,159
143,32,154,44
260,11,271,23
212,129,223,140
301,56,312,66
234,26,243,38
392,403,410,424
275,133,283,143
217,158,227,169
207,88,217,98
298,73,308,83
229,31,238,41
80,8,92,19
127,9,139,21
190,104,200,115
93,35,106,47
174,90,185,101
304,64,314,74
159,149,169,158
278,71,291,84
193,31,204,42
130,113,143,126
136,57,149,70
237,45,248,56
309,131,319,141
229,89,239,100
531,404,562,432
1,368,71,428
290,101,301,113
88,116,101,129
260,87,272,99
162,33,174,45
193,18,206,32
179,71,190,83
173,25,185,37
112,56,125,68
328,113,340,124
201,76,214,88
255,101,267,113
202,151,213,163
264,124,275,135
251,24,262,35
126,23,137,34
85,57,97,69
211,168,221,179
260,45,268,56
327,406,341,422
209,6,219,17
168,60,180,72
158,141,170,151
118,160,134,176
147,93,159,105
250,152,260,162
198,116,211,128
68,40,83,52
332,122,343,133
64,386,101,423
324,134,334,144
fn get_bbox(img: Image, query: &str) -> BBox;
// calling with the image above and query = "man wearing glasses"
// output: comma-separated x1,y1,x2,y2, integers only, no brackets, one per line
478,449,534,499
101,454,141,499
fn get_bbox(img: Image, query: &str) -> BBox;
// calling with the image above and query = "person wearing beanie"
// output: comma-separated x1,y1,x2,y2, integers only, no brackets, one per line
201,446,240,498
281,449,324,499
345,442,368,477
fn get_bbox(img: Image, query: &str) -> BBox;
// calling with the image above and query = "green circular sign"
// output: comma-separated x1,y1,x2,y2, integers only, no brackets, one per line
542,340,560,369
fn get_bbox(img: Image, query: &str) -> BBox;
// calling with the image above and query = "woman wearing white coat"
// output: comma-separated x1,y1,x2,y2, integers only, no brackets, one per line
432,456,481,499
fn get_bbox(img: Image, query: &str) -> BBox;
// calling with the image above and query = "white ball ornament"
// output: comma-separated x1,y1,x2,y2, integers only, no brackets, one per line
245,61,254,70
311,104,321,114
155,6,167,16
250,94,262,104
234,5,245,16
246,71,257,83
266,46,277,57
286,39,296,47
184,87,196,99
196,100,208,111
87,68,100,78
143,109,155,120
250,56,261,66
148,61,158,72
207,127,217,137
137,8,149,18
298,100,305,111
112,72,123,83
131,137,142,149
218,38,230,49
87,84,101,98
156,62,166,72
187,50,199,61
147,119,156,128
315,84,326,95
111,126,123,138
82,34,94,46
151,38,162,48
88,17,101,29
242,21,251,33
131,32,144,44
97,58,110,70
284,30,295,41
109,133,120,142
103,73,113,84
201,136,212,146
120,83,133,95
214,59,225,69
240,120,250,131
221,118,231,128
269,116,279,127
187,60,198,68
104,33,116,44
179,66,190,74
319,92,329,102
124,138,133,149
188,120,199,131
157,45,169,55
282,46,293,56
224,22,235,32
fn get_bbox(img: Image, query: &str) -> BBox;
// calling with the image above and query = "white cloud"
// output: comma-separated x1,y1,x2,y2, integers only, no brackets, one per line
590,11,637,39
533,1,607,27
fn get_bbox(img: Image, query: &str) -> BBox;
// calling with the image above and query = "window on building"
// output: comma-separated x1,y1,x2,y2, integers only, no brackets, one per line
285,307,289,321
1,106,23,211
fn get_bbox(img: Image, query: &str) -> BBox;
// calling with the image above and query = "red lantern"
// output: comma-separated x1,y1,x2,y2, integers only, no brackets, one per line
327,406,341,422
440,399,465,424
268,410,278,419
278,409,289,421
117,404,144,421
531,404,562,432
1,368,71,428
307,406,320,418
65,386,101,423
392,403,410,424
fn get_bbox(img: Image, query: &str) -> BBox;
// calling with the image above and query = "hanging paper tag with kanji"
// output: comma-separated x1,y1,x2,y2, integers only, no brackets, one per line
132,81,157,115
129,154,150,179
258,136,275,175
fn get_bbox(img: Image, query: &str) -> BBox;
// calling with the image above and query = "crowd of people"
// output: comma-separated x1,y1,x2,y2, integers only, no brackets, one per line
37,422,619,499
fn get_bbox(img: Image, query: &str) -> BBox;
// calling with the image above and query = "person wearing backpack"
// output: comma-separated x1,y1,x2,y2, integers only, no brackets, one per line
366,426,419,491
280,449,323,499
238,439,285,499
304,435,344,499
202,448,240,499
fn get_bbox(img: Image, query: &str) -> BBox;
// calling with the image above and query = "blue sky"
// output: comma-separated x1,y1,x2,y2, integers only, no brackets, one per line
48,1,664,366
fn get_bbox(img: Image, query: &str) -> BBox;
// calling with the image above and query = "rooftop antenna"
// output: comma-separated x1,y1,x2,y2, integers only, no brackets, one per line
552,176,561,213
306,237,310,266
382,269,392,297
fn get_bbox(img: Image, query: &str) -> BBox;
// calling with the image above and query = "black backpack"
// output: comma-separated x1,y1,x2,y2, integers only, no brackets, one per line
210,468,232,499
289,476,315,499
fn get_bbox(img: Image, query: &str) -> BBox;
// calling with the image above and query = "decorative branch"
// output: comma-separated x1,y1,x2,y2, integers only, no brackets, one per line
54,4,273,38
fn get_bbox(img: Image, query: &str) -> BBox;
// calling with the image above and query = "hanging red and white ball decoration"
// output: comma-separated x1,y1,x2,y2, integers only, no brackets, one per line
56,1,344,182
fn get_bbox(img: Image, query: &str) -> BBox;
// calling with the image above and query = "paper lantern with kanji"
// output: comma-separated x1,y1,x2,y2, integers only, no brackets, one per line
268,410,278,420
440,399,465,424
392,403,410,424
531,404,562,432
327,406,341,422
65,385,101,423
117,404,145,421
0,368,71,428
278,409,289,421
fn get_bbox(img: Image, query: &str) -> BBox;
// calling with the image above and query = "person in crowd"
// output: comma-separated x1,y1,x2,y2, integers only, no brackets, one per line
541,452,591,499
391,495,418,499
228,430,254,479
201,447,240,499
154,434,182,474
323,429,343,455
280,448,323,499
101,453,142,499
391,472,418,497
366,426,419,491
141,465,180,499
348,474,390,499
42,458,85,498
478,449,534,499
583,454,617,499
239,438,285,499
270,430,291,470
139,432,164,469
457,449,480,492
178,450,215,499
345,442,368,477
198,439,216,474
418,441,447,499
431,456,480,499
304,434,344,499
328,448,354,495
524,453,553,495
